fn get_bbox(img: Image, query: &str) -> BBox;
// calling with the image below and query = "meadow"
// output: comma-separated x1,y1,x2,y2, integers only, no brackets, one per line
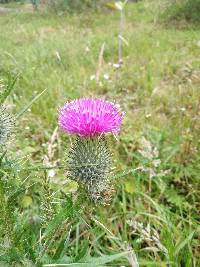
0,0,199,266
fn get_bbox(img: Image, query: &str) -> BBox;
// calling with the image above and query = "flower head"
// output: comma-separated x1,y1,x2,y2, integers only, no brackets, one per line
59,97,124,137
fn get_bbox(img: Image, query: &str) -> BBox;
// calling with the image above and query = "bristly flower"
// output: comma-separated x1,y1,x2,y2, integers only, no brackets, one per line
59,97,124,204
59,97,124,137
0,106,14,145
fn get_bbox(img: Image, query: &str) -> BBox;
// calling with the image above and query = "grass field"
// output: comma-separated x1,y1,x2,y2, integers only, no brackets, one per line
0,0,200,266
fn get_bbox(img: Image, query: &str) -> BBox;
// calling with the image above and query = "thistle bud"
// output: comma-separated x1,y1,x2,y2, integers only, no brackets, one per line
67,136,112,203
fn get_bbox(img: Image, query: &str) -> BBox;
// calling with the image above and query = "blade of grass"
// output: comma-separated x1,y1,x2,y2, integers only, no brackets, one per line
15,88,47,119
0,73,18,105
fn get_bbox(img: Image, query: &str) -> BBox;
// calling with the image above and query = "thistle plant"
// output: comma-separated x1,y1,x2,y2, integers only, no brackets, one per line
0,106,14,146
59,97,124,203
0,74,17,147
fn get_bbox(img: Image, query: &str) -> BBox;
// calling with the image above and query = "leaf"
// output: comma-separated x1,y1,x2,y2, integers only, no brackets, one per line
73,240,89,263
118,35,129,46
43,196,74,238
8,186,26,206
138,261,169,266
0,72,18,105
20,195,32,208
165,189,191,209
0,262,10,267
43,251,129,267
52,239,68,261
82,252,129,265
175,231,195,256
15,88,47,119
125,180,135,194
53,229,72,260
42,255,72,265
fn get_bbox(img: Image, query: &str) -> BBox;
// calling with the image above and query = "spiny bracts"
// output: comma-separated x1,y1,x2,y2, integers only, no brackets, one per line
67,136,113,203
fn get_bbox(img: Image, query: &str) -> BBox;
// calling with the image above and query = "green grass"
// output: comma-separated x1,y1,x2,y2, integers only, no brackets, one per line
162,0,200,25
0,0,200,266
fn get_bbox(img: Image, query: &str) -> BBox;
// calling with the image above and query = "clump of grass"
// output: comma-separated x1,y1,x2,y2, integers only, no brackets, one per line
162,0,200,25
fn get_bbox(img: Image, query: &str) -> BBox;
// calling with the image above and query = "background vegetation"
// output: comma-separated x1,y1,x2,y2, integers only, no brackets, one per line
0,0,199,266
162,0,200,25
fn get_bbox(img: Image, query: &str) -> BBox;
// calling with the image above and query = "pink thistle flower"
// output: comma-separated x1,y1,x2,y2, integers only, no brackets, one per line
59,97,124,137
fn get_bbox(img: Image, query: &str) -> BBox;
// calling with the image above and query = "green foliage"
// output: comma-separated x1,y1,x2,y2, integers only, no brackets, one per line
46,0,106,13
0,0,13,3
0,0,199,266
0,0,23,4
162,0,200,24
0,73,18,105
